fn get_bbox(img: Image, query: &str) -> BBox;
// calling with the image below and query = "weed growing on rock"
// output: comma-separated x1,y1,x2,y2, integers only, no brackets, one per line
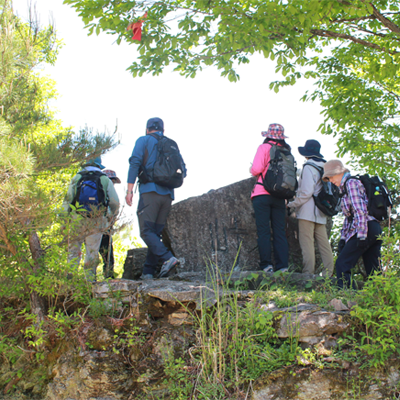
175,259,304,398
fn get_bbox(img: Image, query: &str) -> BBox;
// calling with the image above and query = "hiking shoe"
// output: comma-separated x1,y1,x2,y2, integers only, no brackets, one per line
158,257,180,278
140,274,154,280
263,265,274,273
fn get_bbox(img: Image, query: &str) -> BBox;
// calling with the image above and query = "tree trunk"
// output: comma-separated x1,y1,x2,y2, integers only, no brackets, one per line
28,230,47,323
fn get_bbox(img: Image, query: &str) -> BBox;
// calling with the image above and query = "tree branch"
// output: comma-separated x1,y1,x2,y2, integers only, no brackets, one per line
367,1,400,34
310,29,399,54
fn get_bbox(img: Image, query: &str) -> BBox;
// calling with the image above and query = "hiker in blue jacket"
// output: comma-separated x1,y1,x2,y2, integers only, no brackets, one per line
125,117,186,280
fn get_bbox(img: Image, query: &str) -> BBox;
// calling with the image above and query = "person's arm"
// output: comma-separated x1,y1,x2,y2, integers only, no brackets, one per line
61,175,79,214
126,137,146,207
105,177,120,217
125,182,135,207
250,144,270,177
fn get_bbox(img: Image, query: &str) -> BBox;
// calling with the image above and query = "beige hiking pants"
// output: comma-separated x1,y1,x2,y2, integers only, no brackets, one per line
67,216,109,279
298,219,334,277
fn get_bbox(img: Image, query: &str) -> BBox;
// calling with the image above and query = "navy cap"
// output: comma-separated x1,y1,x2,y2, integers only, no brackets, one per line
146,117,164,131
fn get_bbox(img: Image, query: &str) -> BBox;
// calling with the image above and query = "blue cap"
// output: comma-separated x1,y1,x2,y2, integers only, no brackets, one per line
91,156,105,170
146,117,164,131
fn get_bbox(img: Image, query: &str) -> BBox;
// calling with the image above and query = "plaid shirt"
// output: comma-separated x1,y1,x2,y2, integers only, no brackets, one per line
340,172,375,241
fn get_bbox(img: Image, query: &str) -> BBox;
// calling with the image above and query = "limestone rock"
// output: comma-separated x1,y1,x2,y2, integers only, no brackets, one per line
329,298,349,311
252,363,400,400
167,312,192,326
163,177,258,272
276,309,349,345
46,349,133,400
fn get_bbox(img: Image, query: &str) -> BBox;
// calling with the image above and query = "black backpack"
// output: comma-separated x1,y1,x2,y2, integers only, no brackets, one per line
303,163,341,217
260,143,298,199
344,174,392,221
72,171,108,215
139,133,185,189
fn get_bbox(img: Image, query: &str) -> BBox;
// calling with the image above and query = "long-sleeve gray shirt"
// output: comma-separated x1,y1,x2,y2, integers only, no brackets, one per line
288,160,327,224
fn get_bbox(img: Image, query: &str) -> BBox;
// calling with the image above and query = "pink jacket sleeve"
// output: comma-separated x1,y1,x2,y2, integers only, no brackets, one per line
250,143,271,198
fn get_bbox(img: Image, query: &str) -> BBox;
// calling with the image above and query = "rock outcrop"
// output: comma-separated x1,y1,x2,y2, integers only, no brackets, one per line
1,273,398,400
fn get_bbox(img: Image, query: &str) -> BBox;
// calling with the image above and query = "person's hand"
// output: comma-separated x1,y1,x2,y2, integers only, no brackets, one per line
125,193,133,207
338,239,346,254
357,238,368,250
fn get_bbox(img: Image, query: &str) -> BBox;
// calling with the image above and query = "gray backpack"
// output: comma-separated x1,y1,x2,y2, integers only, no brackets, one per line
260,144,298,199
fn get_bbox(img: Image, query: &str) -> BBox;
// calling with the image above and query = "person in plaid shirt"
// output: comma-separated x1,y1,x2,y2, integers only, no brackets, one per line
322,160,382,289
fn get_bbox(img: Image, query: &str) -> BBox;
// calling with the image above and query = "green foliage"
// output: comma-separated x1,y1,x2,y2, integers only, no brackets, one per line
0,335,23,366
112,325,142,355
47,310,82,339
162,356,193,399
350,269,400,368
66,0,400,190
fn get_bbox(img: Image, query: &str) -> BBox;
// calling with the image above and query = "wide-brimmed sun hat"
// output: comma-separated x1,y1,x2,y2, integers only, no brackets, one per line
322,160,349,182
298,139,324,158
103,169,121,184
261,123,288,140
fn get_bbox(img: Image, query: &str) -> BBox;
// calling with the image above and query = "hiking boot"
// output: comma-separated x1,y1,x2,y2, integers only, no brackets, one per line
263,265,274,273
158,257,180,278
277,267,289,273
140,274,154,280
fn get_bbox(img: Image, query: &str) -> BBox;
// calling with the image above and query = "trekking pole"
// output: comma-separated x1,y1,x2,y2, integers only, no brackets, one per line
106,216,115,278
107,230,112,278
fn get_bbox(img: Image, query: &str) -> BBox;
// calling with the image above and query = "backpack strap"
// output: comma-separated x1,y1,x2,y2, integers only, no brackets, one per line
255,143,277,186
302,162,323,179
142,133,161,167
342,175,360,197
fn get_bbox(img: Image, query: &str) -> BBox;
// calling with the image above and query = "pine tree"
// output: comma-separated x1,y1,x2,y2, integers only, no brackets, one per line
0,0,116,322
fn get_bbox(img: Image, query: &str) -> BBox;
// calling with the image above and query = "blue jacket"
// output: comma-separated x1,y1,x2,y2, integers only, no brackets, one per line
128,131,185,199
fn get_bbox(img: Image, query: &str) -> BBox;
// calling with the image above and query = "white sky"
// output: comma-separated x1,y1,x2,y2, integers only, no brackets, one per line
14,0,340,239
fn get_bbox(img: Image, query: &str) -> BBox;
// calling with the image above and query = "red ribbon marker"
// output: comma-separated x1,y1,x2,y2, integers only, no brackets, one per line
127,12,148,41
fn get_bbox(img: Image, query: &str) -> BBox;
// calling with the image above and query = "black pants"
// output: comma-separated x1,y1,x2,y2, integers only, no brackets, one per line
137,192,173,275
336,220,382,289
99,234,115,279
252,195,288,270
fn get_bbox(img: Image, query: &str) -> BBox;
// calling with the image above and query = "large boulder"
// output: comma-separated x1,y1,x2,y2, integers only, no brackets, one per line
163,178,259,272
124,178,333,277
163,177,332,273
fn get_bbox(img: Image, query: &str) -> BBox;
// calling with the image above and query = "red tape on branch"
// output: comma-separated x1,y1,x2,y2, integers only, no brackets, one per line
127,12,148,41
